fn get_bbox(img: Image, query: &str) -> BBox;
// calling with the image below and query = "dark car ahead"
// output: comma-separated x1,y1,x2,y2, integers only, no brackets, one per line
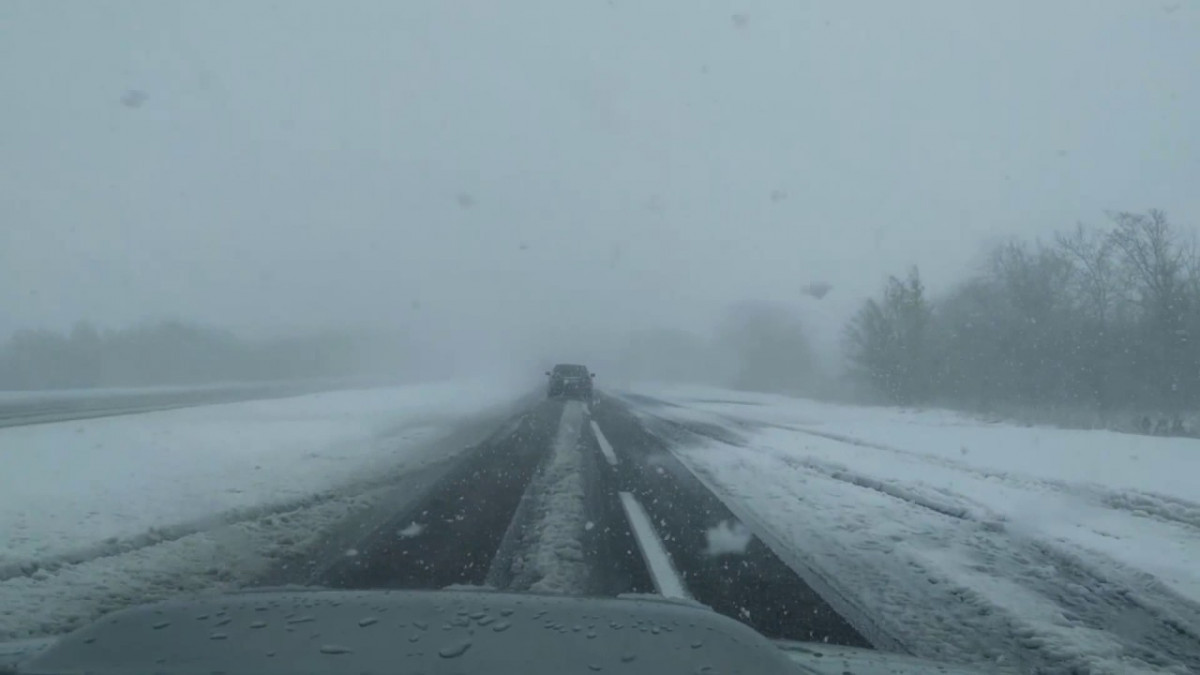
546,363,594,400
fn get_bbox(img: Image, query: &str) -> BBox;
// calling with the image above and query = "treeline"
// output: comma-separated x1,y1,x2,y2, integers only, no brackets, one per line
844,210,1200,420
0,320,413,390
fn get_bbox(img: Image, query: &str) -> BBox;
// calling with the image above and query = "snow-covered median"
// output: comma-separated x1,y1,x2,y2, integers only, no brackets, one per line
623,385,1200,675
0,382,519,640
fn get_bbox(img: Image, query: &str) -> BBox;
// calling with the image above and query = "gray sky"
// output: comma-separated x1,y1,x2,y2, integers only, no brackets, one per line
2,1,1197,359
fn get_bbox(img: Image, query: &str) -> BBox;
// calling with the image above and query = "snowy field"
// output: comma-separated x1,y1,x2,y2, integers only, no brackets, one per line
623,385,1200,675
0,382,520,640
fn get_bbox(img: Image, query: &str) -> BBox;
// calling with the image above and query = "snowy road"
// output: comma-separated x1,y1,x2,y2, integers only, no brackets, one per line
625,386,1200,674
284,395,868,647
4,383,1198,673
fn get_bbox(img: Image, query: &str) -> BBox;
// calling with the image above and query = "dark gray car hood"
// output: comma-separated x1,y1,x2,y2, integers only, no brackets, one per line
5,589,992,675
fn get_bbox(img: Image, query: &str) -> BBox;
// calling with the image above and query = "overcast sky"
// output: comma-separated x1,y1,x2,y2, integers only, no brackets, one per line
2,1,1197,359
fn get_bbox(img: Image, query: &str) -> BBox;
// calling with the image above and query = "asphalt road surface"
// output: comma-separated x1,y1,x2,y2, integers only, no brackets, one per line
262,393,878,649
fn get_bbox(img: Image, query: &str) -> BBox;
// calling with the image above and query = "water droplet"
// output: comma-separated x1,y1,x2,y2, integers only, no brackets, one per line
358,617,378,627
214,618,232,627
266,652,276,658
195,614,210,621
586,631,597,639
499,609,514,617
250,620,267,629
413,620,429,630
152,621,171,630
651,626,660,635
492,621,511,633
83,637,96,645
408,634,420,643
319,645,352,655
621,654,636,663
691,640,704,649
468,611,486,620
209,633,228,641
572,625,582,632
286,616,314,625
476,616,495,626
438,641,472,659
588,664,602,671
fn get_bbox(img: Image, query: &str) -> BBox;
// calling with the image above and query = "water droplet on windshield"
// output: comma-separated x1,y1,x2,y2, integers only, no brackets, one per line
152,621,170,630
214,618,232,627
438,641,472,659
319,645,352,655
691,640,704,649
620,654,636,663
492,621,511,632
250,620,267,629
499,609,514,617
413,620,429,630
358,617,378,627
588,664,602,672
408,634,420,643
209,633,228,640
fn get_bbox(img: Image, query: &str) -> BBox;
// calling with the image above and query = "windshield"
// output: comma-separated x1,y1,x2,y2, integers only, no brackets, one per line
2,3,1198,674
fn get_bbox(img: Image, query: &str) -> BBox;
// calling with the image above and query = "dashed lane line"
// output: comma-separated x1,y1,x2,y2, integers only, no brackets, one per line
618,491,690,600
589,420,619,466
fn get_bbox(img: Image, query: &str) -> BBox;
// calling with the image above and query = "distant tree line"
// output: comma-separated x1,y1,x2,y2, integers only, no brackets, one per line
844,210,1200,423
0,320,413,390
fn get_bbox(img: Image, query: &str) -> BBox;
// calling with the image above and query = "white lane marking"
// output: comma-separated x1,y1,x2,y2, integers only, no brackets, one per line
618,491,689,600
589,420,619,466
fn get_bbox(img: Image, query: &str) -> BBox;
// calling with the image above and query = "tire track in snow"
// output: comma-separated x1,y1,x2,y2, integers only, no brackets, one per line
779,424,1200,535
681,436,1200,673
630,395,1200,535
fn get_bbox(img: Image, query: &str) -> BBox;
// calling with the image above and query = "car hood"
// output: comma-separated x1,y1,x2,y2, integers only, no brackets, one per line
5,589,992,675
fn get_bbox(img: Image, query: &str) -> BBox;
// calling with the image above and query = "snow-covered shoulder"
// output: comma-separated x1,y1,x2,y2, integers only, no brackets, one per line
0,381,521,640
624,384,1200,674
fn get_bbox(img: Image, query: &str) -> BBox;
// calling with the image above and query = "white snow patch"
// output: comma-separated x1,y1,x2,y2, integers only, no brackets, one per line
397,522,425,538
0,488,380,641
703,520,753,556
524,401,589,594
